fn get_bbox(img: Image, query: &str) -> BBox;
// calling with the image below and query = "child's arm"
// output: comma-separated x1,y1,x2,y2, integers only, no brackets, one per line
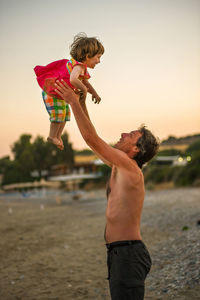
70,66,88,96
83,79,101,104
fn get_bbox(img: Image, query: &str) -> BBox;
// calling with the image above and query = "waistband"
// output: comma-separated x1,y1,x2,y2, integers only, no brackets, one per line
106,240,143,250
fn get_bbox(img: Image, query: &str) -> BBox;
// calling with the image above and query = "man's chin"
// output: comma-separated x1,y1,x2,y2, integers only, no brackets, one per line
114,142,120,148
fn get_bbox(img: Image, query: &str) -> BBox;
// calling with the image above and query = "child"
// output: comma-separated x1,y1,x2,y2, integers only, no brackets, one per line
34,33,104,150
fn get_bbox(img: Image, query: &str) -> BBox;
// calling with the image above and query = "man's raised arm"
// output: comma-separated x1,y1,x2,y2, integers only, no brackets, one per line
55,80,132,170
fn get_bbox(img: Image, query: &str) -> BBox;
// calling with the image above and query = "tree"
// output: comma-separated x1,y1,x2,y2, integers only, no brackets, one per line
7,134,35,183
2,160,28,185
12,134,32,161
1,131,75,185
175,152,200,186
59,131,74,167
0,156,10,174
75,149,94,156
186,139,200,155
31,136,49,179
157,149,183,156
30,133,74,179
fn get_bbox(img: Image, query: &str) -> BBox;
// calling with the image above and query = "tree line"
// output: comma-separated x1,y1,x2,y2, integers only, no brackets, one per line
0,134,200,188
0,132,74,185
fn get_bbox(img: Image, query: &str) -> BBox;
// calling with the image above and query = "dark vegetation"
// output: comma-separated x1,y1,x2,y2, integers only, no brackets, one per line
0,133,199,188
0,132,74,185
143,138,200,187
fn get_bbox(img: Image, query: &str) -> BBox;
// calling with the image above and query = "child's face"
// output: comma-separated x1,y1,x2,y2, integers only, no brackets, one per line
84,54,102,69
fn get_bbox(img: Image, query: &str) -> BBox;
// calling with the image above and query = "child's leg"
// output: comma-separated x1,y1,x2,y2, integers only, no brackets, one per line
56,121,66,150
55,102,70,150
42,91,71,150
47,122,62,146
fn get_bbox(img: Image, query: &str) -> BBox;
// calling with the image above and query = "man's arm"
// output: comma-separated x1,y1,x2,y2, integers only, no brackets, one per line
79,94,90,120
55,81,133,170
78,95,112,167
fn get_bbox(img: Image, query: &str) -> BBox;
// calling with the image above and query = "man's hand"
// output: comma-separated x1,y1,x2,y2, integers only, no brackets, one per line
55,80,79,104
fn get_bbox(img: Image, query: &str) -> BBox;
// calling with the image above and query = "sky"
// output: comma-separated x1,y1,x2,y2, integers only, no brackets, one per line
0,0,200,157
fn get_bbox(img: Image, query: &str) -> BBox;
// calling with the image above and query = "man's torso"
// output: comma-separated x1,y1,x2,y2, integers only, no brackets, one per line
105,164,144,243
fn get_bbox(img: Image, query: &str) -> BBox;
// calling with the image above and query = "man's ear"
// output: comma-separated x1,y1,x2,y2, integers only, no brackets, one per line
133,145,140,154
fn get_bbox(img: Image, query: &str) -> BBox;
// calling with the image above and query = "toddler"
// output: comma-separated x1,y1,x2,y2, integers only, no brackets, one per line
34,33,104,150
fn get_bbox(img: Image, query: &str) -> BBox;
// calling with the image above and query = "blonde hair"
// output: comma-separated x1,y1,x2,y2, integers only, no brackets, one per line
70,33,104,62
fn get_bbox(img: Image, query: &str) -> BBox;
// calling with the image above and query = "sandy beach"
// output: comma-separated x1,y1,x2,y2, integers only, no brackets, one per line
0,187,199,300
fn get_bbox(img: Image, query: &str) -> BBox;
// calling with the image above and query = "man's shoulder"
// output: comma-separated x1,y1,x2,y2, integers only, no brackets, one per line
116,157,141,172
116,160,144,182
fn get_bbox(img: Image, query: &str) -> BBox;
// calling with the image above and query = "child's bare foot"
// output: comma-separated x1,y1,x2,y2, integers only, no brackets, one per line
57,138,64,150
47,136,61,148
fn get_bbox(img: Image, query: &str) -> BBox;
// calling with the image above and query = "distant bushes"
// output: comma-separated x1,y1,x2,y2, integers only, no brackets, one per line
0,132,74,185
144,139,200,187
157,149,183,156
144,165,178,184
185,140,200,155
174,152,200,186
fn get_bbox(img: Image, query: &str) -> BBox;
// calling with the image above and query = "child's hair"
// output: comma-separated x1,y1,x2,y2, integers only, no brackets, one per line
70,33,104,62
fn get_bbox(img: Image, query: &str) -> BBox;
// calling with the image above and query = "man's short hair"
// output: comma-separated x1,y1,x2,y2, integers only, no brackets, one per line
134,125,159,168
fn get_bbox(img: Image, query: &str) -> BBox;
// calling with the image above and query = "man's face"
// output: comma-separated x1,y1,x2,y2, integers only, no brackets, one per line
115,130,142,154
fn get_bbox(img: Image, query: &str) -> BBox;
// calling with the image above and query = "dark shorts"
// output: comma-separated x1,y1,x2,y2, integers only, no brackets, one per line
106,240,152,300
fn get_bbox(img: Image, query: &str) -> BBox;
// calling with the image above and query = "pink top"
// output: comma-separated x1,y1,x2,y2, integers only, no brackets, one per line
34,58,90,99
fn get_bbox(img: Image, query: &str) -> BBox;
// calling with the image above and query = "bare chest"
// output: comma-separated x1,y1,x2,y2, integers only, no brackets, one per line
106,168,144,217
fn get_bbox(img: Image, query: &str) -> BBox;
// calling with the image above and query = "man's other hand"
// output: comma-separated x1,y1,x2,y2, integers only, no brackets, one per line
55,80,79,104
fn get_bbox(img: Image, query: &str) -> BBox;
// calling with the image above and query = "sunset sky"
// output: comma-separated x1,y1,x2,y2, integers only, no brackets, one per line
1,0,199,158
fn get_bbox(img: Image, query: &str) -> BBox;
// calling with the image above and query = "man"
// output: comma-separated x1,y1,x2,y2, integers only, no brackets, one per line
55,80,159,300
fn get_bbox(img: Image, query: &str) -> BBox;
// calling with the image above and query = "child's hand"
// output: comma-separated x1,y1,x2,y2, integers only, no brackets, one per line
79,91,87,103
92,94,101,104
76,88,88,98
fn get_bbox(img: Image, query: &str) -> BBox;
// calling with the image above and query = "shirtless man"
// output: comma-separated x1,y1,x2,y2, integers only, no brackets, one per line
55,80,159,300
